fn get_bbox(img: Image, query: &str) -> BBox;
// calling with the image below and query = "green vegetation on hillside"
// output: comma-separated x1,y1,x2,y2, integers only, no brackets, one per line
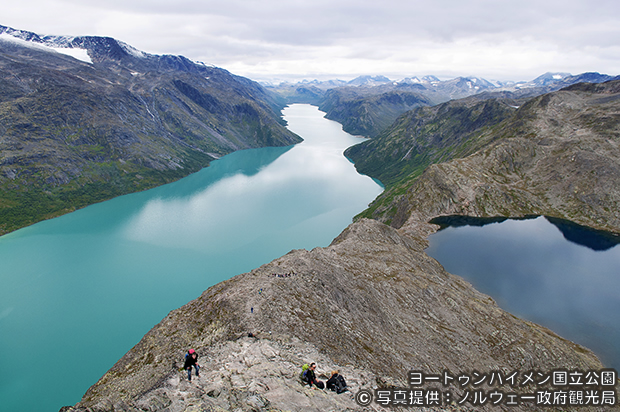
346,97,520,224
0,38,301,235
350,81,620,233
0,150,213,234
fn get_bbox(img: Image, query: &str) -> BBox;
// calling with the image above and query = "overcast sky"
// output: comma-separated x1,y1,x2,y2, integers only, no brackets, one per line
3,0,620,82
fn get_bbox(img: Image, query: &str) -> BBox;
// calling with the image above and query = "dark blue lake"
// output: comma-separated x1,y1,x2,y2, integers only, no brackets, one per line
426,215,620,370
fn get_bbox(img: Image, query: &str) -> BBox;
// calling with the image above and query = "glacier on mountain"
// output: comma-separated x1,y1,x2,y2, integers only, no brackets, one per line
0,32,92,63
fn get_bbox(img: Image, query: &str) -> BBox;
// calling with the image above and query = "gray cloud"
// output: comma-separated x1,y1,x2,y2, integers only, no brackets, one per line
3,0,620,81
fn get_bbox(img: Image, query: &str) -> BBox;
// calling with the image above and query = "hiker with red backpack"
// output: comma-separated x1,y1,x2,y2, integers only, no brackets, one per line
184,349,200,381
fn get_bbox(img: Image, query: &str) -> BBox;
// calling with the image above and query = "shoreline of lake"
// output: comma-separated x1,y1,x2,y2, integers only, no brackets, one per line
0,104,383,412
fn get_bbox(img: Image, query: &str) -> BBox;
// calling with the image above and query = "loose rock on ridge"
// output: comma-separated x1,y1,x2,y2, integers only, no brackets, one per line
64,219,612,412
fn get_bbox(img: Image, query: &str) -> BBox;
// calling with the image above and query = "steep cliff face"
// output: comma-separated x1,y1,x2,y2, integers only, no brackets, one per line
64,219,608,412
0,26,301,234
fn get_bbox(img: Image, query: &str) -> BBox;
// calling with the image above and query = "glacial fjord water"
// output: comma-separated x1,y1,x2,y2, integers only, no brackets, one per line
0,104,383,412
426,216,620,370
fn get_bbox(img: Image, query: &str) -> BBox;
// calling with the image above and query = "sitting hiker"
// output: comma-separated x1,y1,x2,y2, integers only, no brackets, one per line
326,370,348,394
304,362,325,389
184,349,200,381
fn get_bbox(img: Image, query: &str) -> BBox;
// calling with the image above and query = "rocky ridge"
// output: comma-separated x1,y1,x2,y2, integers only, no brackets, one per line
66,335,375,412
387,81,620,236
353,80,620,237
63,219,613,412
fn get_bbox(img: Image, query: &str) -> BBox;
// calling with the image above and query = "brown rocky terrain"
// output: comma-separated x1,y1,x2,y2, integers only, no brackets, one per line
376,81,620,237
63,219,615,412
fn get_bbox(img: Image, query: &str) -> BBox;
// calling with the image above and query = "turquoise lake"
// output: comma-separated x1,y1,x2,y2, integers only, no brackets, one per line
0,104,383,412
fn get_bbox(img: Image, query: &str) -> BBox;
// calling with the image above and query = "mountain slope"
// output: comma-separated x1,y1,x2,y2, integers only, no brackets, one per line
345,96,520,187
0,25,301,234
319,86,435,137
357,81,620,234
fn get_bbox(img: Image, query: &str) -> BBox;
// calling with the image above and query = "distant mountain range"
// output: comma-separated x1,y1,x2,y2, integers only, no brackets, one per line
265,71,620,138
266,71,619,94
0,24,300,234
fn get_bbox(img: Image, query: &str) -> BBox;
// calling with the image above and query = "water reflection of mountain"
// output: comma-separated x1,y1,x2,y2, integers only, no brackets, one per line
546,216,620,251
431,215,620,251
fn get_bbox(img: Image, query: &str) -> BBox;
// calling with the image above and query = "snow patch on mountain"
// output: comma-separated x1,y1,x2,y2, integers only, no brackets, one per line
118,40,147,59
0,32,92,63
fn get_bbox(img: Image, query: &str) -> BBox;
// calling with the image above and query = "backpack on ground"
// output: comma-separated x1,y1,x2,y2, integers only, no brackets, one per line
327,373,347,393
299,364,310,382
334,375,347,393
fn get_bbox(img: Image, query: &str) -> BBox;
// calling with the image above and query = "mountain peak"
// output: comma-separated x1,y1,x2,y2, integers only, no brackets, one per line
421,75,441,82
347,75,392,86
530,72,572,86
0,24,93,63
0,24,223,75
